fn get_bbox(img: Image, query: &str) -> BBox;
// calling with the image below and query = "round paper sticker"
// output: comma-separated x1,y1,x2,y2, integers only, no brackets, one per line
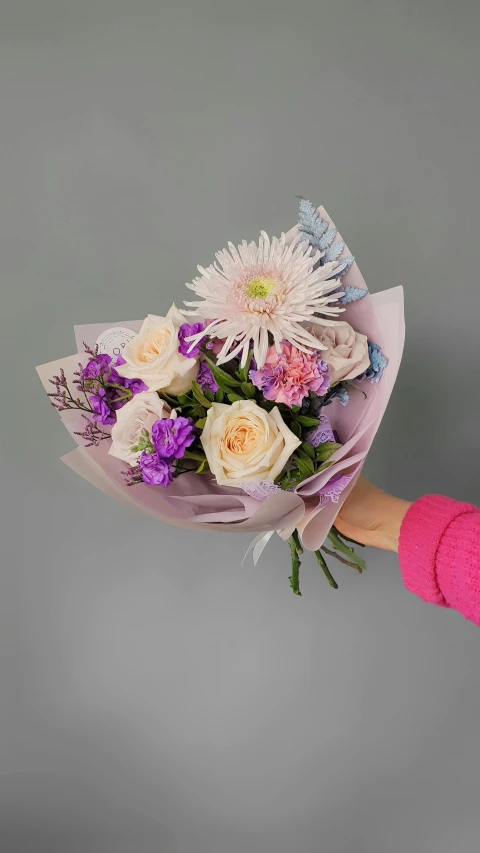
95,326,136,359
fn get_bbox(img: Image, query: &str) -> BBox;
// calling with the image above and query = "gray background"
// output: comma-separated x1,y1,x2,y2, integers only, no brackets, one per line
2,0,480,851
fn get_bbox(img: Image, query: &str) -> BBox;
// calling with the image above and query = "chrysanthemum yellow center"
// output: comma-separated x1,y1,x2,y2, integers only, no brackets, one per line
246,277,276,299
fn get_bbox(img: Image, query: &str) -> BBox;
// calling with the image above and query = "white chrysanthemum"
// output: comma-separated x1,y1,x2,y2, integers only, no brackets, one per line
183,232,346,368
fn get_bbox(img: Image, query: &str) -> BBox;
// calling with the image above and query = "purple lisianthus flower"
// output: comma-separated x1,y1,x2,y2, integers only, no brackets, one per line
139,452,174,487
123,375,148,394
197,360,218,394
178,322,204,358
152,416,195,459
81,353,112,380
111,355,148,395
89,387,116,425
109,357,147,395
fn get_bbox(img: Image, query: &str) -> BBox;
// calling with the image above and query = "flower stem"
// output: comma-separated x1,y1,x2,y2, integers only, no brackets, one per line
321,545,363,573
288,536,302,596
292,529,303,555
328,528,367,573
314,549,338,589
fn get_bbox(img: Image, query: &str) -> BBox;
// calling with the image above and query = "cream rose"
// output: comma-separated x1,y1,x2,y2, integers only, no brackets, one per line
201,400,301,486
109,391,175,466
307,322,370,384
116,304,199,394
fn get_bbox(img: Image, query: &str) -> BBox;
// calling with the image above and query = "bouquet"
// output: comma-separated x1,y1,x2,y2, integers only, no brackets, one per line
37,200,404,595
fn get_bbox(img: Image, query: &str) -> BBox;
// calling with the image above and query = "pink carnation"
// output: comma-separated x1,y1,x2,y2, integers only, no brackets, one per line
250,342,330,408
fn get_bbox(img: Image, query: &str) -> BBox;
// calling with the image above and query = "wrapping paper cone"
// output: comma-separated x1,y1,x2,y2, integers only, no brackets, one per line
37,208,404,551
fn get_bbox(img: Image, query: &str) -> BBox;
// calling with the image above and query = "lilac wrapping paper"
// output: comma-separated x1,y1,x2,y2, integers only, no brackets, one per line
36,207,404,551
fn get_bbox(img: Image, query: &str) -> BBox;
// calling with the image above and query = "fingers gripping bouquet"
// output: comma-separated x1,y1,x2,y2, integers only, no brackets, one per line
37,200,404,595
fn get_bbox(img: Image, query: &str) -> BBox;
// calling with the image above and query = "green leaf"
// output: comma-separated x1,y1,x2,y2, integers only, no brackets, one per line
195,417,207,429
205,357,242,388
158,391,178,406
294,456,314,480
183,449,207,462
236,349,254,382
294,415,320,428
191,381,212,409
191,405,206,419
195,459,209,474
315,442,341,462
240,382,256,399
227,392,243,403
297,449,315,472
301,441,315,459
177,393,191,406
214,388,224,403
290,421,302,439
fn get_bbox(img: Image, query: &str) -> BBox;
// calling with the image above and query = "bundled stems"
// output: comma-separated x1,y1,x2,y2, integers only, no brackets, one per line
314,549,339,589
328,528,367,572
321,545,363,573
286,526,366,594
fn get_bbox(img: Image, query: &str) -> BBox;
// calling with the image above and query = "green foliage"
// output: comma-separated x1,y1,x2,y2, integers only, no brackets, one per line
205,357,242,389
294,415,320,428
191,381,212,409
236,349,254,383
240,382,256,399
315,442,341,462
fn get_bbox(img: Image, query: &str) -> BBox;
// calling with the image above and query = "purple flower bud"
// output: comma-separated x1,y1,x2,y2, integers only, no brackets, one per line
81,353,112,380
197,360,218,394
178,322,204,358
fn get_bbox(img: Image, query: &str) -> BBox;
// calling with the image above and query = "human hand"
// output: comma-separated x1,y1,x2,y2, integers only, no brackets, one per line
335,477,411,553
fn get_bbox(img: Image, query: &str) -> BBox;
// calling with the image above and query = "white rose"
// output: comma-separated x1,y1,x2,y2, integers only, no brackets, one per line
109,391,176,466
307,322,370,384
201,400,301,486
116,304,199,394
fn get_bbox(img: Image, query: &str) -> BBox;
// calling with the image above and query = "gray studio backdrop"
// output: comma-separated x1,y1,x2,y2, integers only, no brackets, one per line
2,1,480,851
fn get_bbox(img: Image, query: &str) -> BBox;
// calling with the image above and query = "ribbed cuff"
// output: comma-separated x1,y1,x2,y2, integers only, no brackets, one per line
398,495,477,608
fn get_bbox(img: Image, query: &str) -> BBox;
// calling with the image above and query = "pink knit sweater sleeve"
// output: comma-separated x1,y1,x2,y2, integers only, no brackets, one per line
399,495,480,626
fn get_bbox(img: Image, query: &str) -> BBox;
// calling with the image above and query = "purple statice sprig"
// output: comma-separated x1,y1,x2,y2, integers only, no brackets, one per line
73,414,111,447
48,367,95,414
49,344,148,435
121,464,144,487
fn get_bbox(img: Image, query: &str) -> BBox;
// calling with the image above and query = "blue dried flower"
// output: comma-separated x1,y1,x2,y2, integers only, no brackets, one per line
297,198,354,280
359,342,388,383
339,285,367,304
321,383,350,408
336,387,350,406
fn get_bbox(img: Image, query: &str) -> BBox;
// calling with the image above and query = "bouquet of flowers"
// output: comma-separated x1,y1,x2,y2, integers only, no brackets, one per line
37,200,404,595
